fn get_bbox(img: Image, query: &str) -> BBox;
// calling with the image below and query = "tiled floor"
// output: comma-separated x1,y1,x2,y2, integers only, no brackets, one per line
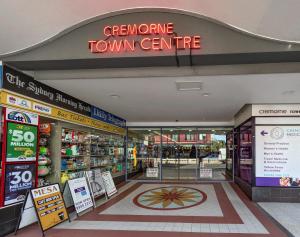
259,202,300,237
12,181,289,237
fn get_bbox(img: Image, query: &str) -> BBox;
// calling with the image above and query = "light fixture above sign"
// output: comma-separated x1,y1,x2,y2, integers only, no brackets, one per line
88,23,201,54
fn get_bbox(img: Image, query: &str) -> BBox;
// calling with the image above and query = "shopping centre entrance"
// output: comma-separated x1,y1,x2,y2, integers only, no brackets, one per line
127,127,232,181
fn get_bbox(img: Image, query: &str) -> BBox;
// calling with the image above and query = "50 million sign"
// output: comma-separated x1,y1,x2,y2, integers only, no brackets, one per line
5,108,38,162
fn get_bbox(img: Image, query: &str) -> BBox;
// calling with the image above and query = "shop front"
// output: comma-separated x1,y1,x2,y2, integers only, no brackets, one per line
231,104,300,202
127,127,230,181
1,7,300,235
0,64,127,212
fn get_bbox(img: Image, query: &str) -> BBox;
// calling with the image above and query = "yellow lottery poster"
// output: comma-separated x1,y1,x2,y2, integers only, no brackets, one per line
31,184,69,231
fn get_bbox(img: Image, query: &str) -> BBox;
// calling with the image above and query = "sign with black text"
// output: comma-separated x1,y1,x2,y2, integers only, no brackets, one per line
3,65,91,116
199,168,213,178
67,177,93,214
31,184,69,231
4,164,36,205
146,168,159,178
256,126,300,187
101,171,117,197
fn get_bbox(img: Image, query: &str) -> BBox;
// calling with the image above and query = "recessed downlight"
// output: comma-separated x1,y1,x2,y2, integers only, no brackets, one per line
110,94,120,99
202,93,211,97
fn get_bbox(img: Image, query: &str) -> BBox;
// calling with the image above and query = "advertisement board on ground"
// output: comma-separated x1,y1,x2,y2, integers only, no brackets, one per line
4,164,36,205
199,168,213,178
101,171,117,197
85,169,106,198
31,184,69,231
67,177,94,214
146,168,159,178
256,126,300,187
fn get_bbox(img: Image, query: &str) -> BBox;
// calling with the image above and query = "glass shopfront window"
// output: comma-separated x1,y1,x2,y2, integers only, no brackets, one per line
237,120,253,184
126,127,231,181
226,131,234,173
127,128,161,180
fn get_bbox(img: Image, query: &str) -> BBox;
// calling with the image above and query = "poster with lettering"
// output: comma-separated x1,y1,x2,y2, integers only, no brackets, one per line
4,164,36,205
101,171,117,197
68,177,93,214
256,126,300,187
6,122,38,162
31,184,68,231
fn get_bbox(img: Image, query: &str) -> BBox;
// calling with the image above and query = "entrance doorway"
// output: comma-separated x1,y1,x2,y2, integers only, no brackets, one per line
126,127,232,181
161,128,229,180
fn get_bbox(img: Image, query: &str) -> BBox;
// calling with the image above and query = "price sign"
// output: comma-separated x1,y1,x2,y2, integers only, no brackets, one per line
6,122,38,162
4,164,36,205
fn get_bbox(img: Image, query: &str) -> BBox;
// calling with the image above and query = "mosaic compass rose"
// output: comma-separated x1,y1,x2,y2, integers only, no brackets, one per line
133,186,207,210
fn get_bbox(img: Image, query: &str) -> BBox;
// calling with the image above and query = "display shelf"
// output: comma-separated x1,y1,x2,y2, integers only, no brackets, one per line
60,127,125,184
61,167,87,172
61,155,88,158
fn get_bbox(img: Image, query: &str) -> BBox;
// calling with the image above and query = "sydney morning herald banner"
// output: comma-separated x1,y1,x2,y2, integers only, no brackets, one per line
2,65,125,128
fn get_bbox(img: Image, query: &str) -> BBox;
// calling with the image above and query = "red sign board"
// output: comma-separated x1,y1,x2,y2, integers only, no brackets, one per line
88,23,201,53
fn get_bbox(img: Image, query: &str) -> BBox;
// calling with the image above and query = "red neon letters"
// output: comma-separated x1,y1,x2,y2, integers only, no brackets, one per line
88,23,201,53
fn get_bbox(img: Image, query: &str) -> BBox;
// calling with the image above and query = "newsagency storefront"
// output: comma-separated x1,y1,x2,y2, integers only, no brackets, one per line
1,8,300,236
0,64,127,235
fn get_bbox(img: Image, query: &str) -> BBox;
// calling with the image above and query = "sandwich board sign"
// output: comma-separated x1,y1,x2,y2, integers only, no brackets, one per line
64,177,94,214
16,184,69,235
85,169,107,206
101,171,117,197
15,191,37,232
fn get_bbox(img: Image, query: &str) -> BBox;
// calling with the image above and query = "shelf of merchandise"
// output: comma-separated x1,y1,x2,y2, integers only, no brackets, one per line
60,128,126,184
61,167,88,172
38,124,52,187
61,155,88,158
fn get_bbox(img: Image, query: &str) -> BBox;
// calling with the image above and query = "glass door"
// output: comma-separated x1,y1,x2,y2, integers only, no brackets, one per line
162,128,198,180
198,129,228,180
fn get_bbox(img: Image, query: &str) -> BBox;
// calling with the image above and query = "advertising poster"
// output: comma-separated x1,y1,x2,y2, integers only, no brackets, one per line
85,169,106,197
256,126,300,187
6,108,39,125
31,184,68,231
101,171,117,197
68,177,93,214
4,164,36,205
6,122,38,162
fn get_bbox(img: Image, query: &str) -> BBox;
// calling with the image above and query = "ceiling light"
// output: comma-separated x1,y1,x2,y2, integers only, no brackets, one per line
202,93,210,97
110,94,120,99
148,130,151,132
176,81,202,91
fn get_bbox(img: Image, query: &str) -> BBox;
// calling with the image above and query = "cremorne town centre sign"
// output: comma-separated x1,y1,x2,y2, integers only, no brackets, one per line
88,23,201,53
